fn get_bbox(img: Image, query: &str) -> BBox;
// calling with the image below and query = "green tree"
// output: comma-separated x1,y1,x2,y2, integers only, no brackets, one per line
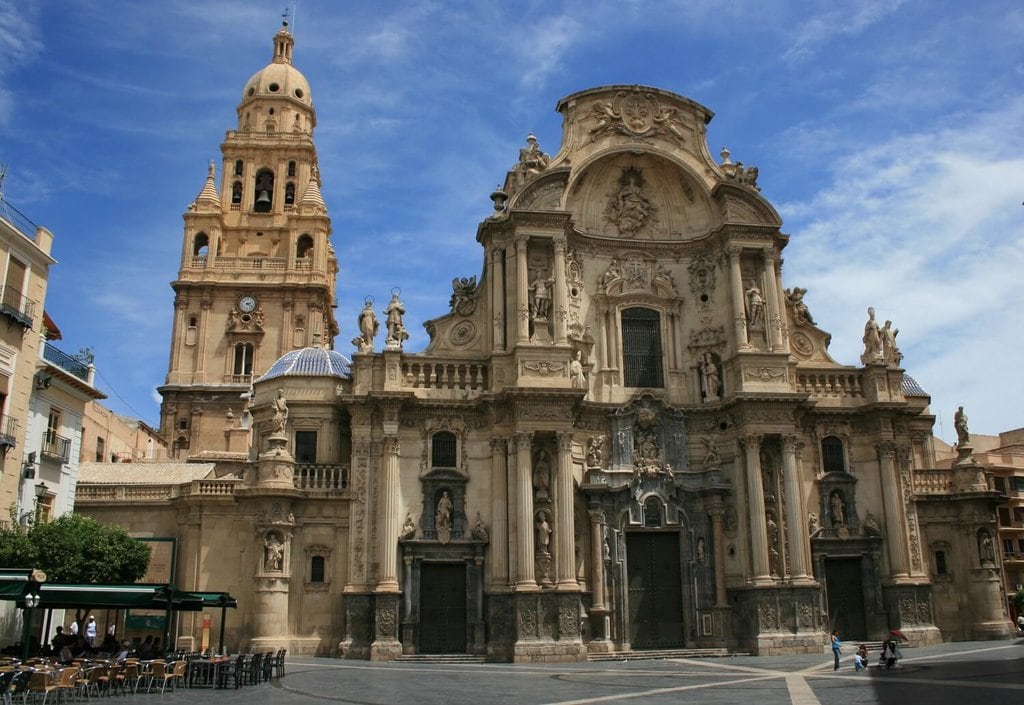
0,514,150,583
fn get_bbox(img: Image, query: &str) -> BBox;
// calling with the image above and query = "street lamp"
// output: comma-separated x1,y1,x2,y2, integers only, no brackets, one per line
21,591,40,660
33,481,47,525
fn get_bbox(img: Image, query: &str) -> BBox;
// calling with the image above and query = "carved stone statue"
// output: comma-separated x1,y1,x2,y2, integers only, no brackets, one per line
435,492,453,531
745,283,765,329
528,272,554,321
863,512,881,537
808,512,820,537
264,533,284,572
471,513,489,541
449,276,477,316
980,531,994,564
270,389,288,435
400,512,416,540
384,292,409,349
516,133,549,173
829,491,846,527
702,435,722,469
532,450,551,497
586,436,604,468
954,406,970,446
352,299,378,352
536,511,552,555
861,306,883,363
569,350,587,389
600,258,621,288
696,536,706,565
604,169,657,236
700,352,721,402
785,287,815,326
881,320,902,365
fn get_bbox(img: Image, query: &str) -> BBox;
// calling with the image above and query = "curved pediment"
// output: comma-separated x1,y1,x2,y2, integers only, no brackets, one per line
713,183,782,227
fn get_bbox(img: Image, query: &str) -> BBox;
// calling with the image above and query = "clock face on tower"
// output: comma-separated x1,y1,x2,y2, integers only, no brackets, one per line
238,295,257,313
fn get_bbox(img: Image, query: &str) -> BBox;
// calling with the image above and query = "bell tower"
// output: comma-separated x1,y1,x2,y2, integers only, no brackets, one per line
158,21,338,457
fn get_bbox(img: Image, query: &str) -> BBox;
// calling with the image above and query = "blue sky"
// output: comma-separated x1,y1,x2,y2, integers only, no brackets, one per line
1,0,1022,444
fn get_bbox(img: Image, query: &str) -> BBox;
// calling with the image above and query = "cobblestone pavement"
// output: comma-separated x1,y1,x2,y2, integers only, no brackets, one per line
157,639,1024,705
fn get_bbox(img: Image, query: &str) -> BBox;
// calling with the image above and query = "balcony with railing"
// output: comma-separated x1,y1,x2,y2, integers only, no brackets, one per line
294,464,348,494
0,414,17,451
43,343,90,382
41,432,71,463
401,359,488,399
0,286,35,328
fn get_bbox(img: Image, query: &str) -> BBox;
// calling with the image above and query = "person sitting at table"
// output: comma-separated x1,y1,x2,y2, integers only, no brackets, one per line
137,635,153,659
113,640,131,664
72,636,90,659
58,641,74,665
151,637,162,659
99,632,118,655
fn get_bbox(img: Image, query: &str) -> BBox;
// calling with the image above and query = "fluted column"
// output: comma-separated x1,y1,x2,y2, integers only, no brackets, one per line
728,247,750,349
515,235,530,344
197,298,212,374
781,435,812,582
170,296,188,376
552,236,568,344
491,247,506,352
377,435,401,591
741,434,772,583
555,431,576,588
773,256,790,352
762,251,784,350
514,432,537,589
489,437,510,590
709,507,728,605
589,510,607,611
878,441,910,579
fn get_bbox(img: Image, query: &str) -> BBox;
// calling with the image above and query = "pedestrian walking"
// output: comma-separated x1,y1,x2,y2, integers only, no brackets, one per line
85,615,97,647
831,631,841,671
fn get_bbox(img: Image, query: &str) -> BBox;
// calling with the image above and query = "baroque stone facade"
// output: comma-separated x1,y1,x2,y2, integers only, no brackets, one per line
75,26,1012,660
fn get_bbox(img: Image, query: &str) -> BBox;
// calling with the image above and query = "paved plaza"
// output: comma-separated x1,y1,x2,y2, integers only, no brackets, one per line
154,639,1024,705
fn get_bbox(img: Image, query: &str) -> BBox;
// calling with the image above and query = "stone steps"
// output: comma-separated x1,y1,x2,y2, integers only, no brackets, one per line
394,654,488,664
588,648,731,661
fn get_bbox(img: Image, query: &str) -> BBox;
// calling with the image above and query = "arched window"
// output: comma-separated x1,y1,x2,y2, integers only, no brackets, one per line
432,431,457,468
231,181,242,204
821,436,846,473
192,232,209,257
285,182,295,204
622,307,663,388
234,159,244,176
233,342,254,378
287,160,296,177
296,234,314,259
253,169,274,212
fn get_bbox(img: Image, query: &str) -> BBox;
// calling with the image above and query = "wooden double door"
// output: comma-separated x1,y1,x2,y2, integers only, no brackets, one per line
626,532,685,649
418,563,468,653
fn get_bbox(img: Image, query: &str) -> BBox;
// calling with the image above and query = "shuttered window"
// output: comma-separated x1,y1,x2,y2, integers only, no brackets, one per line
622,308,663,388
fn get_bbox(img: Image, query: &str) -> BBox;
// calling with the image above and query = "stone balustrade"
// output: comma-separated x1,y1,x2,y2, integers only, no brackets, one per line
912,469,954,495
294,464,348,492
795,370,864,398
401,360,488,396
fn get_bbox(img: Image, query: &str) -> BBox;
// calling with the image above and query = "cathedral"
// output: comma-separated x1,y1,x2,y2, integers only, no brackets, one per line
77,23,1012,660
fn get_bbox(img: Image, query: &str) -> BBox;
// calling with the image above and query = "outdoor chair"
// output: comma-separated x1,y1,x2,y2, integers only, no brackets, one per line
51,667,78,703
118,664,141,696
80,666,107,699
0,671,16,705
27,670,58,705
259,653,273,683
7,670,32,705
271,649,286,679
216,656,245,689
145,662,176,694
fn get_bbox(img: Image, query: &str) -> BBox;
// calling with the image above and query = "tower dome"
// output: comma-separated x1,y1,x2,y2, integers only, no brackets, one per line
237,23,316,131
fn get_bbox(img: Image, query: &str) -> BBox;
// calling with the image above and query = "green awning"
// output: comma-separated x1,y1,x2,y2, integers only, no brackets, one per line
0,575,237,612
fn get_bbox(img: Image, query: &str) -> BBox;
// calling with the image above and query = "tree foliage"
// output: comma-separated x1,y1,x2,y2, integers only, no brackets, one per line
0,514,150,584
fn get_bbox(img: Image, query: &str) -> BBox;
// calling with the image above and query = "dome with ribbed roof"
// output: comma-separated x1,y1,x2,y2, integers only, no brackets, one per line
258,347,351,382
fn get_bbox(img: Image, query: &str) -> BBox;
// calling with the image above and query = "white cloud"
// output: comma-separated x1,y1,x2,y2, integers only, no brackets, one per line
782,0,907,62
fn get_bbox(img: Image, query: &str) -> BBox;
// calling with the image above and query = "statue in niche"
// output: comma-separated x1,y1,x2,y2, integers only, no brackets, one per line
384,291,409,348
352,298,378,352
569,350,587,389
954,406,970,446
700,352,721,402
435,492,453,531
536,511,552,555
696,536,706,565
881,320,902,365
528,272,554,321
533,450,551,497
400,512,417,540
785,287,815,326
702,435,722,469
586,436,604,468
745,282,765,329
516,133,549,173
270,389,288,435
829,491,846,527
600,258,621,288
603,168,657,237
653,263,676,292
264,533,284,572
471,513,489,541
861,306,883,363
808,512,820,537
979,531,995,565
766,515,779,572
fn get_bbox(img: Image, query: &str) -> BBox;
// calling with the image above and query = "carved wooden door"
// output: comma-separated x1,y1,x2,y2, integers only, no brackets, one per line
419,563,468,653
824,557,867,640
626,532,685,648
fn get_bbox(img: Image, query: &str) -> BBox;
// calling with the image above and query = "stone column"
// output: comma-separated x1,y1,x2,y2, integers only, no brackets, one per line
514,432,537,589
728,246,750,349
708,506,728,606
491,247,506,352
552,236,568,344
514,235,530,344
554,431,576,589
741,434,772,583
197,297,212,374
878,441,910,580
377,435,401,591
773,256,790,352
762,251,784,350
171,296,188,375
490,438,510,590
781,435,812,582
589,511,607,612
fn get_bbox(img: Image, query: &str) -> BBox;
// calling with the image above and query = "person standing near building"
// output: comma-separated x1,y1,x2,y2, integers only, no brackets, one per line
1017,613,1023,635
831,631,842,671
85,616,97,647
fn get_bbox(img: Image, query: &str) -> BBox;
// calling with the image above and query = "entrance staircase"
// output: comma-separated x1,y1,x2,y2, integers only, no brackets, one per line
588,647,730,661
394,654,487,664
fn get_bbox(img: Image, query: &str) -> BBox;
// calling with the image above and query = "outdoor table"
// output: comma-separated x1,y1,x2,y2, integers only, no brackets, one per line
188,657,230,688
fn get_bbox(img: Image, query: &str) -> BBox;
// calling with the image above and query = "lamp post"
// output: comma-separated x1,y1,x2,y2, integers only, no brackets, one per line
33,481,47,525
21,591,40,660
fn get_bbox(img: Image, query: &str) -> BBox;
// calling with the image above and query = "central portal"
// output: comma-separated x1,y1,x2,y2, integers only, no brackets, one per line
419,563,468,653
626,532,684,649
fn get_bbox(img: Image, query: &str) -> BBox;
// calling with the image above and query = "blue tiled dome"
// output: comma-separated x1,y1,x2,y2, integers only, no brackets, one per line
902,374,928,397
257,347,352,382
